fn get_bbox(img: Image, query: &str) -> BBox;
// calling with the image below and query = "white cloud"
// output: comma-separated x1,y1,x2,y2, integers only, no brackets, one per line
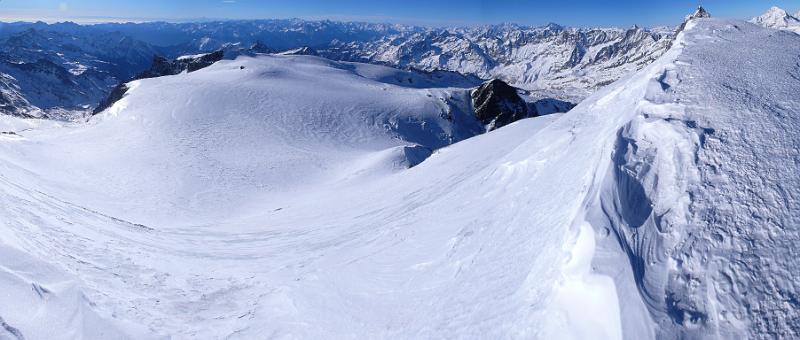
58,2,69,12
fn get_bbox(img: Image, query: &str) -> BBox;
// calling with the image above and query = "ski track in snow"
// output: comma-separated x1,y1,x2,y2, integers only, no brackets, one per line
0,18,799,339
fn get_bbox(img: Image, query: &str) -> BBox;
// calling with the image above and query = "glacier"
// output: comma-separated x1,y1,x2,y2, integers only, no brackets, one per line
0,15,799,340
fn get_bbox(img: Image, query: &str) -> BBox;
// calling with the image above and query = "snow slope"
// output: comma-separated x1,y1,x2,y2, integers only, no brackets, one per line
1,16,799,340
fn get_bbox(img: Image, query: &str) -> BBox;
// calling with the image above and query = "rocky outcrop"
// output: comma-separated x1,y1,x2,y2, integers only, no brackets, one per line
138,50,225,78
675,6,710,37
470,79,529,130
92,83,129,115
93,51,224,115
183,50,225,72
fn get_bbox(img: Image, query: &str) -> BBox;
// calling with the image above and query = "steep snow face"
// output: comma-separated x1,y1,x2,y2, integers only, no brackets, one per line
0,16,798,340
750,6,800,33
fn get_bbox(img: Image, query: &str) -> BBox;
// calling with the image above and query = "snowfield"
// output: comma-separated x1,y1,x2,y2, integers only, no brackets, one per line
0,17,799,339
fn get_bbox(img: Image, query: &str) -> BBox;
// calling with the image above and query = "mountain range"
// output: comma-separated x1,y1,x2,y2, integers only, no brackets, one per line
0,18,676,119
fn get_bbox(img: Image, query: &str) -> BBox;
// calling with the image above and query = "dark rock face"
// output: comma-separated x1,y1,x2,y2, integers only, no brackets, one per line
139,50,225,78
470,79,529,130
184,50,225,72
93,50,224,115
92,83,129,115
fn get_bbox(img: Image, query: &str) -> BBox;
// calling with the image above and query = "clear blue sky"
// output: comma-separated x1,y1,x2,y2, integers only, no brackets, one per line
1,0,800,27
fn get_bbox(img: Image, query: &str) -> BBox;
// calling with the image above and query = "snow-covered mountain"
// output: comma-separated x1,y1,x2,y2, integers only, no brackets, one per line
0,23,159,118
323,24,673,99
92,19,412,52
1,12,799,339
749,6,800,33
0,18,678,118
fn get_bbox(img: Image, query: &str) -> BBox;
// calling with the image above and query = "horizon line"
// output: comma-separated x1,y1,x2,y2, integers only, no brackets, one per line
0,14,683,30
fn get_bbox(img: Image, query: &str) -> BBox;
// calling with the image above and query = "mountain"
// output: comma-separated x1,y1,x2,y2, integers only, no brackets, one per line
471,79,530,130
749,6,800,33
0,25,159,118
1,12,799,339
97,20,675,100
0,18,676,118
322,24,673,99
91,19,411,51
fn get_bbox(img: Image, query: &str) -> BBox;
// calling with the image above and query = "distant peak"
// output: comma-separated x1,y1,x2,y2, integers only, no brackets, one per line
759,6,794,19
674,5,711,37
685,6,711,21
766,6,788,15
750,6,800,27
544,23,563,31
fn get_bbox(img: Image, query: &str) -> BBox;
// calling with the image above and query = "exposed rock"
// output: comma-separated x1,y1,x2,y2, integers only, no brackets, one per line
183,50,225,72
140,50,224,78
675,6,711,37
92,83,129,115
402,145,433,168
470,79,529,130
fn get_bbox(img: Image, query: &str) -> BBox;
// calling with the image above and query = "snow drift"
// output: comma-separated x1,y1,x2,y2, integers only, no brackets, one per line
0,16,799,339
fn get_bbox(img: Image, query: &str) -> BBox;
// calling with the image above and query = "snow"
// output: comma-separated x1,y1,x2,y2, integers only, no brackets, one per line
750,6,800,34
176,52,213,61
1,16,799,340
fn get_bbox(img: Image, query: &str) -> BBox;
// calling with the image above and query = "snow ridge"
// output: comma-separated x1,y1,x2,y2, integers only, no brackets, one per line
584,17,800,339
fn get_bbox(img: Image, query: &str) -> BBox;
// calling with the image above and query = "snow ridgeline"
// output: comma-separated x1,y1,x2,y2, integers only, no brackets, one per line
584,18,800,338
0,17,799,339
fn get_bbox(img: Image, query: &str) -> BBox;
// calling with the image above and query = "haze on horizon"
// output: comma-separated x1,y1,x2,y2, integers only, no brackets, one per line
1,0,799,27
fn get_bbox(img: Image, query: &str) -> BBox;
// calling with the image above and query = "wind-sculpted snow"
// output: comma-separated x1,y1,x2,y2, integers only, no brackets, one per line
0,17,798,340
586,18,800,338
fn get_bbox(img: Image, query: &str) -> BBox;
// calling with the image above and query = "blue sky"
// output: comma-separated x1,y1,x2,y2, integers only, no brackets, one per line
1,0,799,27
